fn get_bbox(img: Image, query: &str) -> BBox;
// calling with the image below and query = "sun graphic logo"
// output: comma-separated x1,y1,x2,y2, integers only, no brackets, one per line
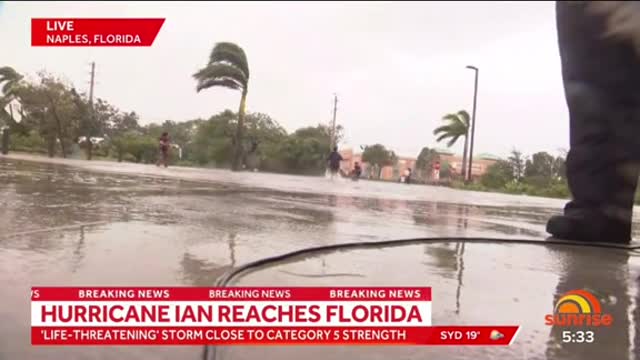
544,289,613,327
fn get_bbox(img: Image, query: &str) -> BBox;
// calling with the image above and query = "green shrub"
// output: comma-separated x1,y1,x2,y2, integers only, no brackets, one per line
9,131,47,153
122,153,137,163
481,160,514,189
503,181,528,194
111,133,158,163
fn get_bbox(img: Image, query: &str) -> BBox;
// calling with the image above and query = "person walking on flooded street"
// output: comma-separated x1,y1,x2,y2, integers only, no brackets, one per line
351,161,362,181
404,168,412,184
156,132,170,168
547,1,640,244
327,146,343,180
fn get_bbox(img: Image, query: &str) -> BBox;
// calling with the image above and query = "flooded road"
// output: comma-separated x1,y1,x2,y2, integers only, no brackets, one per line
1,154,640,360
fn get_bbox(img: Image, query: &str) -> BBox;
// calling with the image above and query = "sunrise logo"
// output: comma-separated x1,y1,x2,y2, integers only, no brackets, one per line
544,289,613,327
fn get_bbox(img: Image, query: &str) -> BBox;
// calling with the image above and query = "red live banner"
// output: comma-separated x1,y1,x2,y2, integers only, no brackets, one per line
31,18,165,47
31,326,520,346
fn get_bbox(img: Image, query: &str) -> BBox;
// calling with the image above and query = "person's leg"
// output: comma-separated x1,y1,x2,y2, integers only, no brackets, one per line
547,1,640,243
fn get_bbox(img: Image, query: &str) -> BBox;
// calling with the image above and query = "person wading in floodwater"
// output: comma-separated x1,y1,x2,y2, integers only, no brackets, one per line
405,168,412,184
156,132,170,168
351,161,362,181
327,146,343,180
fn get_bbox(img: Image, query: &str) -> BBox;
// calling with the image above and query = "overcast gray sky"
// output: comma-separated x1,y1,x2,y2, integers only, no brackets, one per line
0,1,567,158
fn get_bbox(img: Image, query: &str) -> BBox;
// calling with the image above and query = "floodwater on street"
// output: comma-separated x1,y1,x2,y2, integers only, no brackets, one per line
1,154,640,360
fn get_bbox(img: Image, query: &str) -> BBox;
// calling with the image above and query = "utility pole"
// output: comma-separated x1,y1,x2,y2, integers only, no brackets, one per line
87,62,96,160
466,65,479,183
330,94,338,150
89,62,95,105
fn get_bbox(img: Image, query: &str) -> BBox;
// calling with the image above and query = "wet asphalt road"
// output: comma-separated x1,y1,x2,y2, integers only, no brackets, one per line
1,153,640,360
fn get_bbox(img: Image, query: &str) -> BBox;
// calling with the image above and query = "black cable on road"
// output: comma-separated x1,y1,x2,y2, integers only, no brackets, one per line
202,236,639,360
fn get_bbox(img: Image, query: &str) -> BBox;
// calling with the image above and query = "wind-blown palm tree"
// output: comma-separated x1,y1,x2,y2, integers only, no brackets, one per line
0,67,22,96
0,66,24,127
433,110,470,177
193,42,250,171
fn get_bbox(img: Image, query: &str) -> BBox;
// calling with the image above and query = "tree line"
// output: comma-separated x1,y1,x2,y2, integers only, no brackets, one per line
0,63,571,199
473,149,570,199
0,39,605,202
0,66,345,175
426,109,572,200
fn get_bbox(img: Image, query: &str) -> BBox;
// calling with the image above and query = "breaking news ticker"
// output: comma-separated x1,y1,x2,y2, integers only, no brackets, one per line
31,287,520,346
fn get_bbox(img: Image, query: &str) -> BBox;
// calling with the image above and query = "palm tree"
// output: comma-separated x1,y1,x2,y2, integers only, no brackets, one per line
193,42,250,171
0,66,24,127
0,66,22,96
433,110,470,177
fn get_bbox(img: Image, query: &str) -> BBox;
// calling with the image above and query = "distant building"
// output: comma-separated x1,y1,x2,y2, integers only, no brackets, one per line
390,157,417,180
339,147,500,181
339,149,416,181
339,148,369,176
436,149,499,179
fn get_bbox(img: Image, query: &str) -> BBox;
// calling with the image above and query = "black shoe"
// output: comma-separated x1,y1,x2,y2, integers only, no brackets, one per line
546,214,631,244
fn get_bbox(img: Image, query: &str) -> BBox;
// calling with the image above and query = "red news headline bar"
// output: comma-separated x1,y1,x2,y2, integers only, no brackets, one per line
31,287,432,301
31,326,519,346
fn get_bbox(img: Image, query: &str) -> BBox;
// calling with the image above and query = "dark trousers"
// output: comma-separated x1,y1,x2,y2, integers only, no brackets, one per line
556,1,640,239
